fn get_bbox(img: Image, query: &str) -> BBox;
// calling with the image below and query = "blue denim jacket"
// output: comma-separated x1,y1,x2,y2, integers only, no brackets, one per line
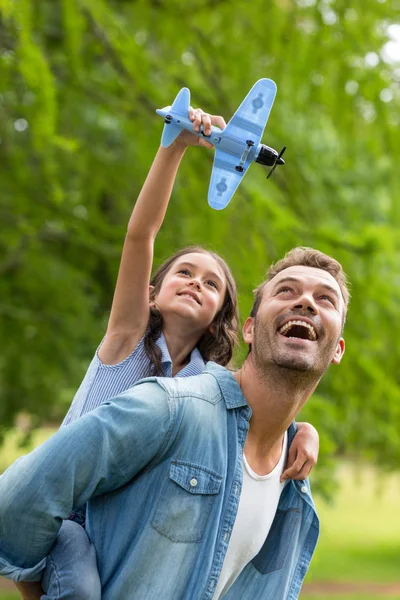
0,362,319,599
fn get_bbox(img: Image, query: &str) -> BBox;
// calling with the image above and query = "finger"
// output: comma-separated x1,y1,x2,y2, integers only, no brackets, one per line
188,106,195,121
192,108,204,132
211,115,227,130
295,462,314,480
280,457,307,482
200,112,212,136
294,449,317,466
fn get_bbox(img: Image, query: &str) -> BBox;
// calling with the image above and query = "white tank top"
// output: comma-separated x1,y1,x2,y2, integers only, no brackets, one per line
213,432,288,599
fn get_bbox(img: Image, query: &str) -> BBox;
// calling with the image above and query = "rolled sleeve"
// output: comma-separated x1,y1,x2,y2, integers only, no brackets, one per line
0,558,47,583
0,380,172,581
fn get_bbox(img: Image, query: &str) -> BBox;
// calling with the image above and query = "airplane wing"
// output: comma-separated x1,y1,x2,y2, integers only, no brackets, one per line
208,149,246,210
222,78,277,148
208,79,277,210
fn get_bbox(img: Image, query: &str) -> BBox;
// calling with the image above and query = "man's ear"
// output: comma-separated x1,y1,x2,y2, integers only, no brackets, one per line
331,337,345,365
242,317,255,346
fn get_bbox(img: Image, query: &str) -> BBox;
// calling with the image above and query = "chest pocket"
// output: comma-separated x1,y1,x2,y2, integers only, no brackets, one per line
151,460,222,543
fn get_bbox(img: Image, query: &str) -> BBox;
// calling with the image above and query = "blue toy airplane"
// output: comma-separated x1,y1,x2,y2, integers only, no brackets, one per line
156,78,285,210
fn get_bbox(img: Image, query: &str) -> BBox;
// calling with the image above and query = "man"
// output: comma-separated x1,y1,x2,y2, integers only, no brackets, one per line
0,247,348,600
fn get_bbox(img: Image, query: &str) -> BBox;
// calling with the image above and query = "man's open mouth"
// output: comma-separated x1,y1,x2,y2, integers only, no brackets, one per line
278,320,317,341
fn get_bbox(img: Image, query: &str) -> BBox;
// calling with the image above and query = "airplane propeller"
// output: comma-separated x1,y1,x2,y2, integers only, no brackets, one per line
267,146,287,179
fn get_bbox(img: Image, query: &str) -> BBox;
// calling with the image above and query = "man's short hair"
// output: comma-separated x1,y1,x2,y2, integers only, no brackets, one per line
250,247,350,319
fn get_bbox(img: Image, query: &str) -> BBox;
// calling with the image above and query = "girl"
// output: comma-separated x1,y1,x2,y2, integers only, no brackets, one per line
17,108,319,600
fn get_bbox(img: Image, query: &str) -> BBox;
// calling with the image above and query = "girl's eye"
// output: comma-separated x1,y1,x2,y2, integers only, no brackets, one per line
206,280,218,290
178,269,191,276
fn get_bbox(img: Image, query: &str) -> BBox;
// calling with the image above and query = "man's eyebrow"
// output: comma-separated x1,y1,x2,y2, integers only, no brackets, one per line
319,283,340,300
272,276,301,288
175,261,224,284
273,276,340,300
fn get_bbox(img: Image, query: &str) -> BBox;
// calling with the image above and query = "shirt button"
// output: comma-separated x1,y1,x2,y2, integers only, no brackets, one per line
190,478,198,487
301,485,308,493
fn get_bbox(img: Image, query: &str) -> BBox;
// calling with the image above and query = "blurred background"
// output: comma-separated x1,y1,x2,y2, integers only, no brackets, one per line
1,0,399,598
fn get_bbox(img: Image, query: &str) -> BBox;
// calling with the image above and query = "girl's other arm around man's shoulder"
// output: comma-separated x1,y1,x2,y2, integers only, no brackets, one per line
281,421,319,482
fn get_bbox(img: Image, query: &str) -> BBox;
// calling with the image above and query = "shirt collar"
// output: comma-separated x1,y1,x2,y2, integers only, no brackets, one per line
155,332,173,373
155,333,206,378
204,364,299,443
178,345,206,377
287,421,297,446
203,362,249,410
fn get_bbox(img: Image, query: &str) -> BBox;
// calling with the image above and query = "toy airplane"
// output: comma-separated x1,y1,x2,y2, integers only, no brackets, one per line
156,78,285,210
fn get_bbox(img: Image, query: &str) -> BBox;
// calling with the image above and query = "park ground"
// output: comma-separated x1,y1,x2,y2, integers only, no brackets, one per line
1,429,399,600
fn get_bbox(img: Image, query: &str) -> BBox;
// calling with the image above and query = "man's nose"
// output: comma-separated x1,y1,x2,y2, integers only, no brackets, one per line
293,294,317,314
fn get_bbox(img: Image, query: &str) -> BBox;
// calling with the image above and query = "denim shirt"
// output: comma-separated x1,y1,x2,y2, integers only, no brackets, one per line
0,362,319,600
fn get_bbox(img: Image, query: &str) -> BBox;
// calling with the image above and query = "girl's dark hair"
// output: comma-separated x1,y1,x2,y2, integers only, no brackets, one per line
144,246,239,374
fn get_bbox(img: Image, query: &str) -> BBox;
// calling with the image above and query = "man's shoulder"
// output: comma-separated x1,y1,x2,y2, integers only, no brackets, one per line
157,368,223,405
141,362,226,402
103,378,170,417
116,362,232,407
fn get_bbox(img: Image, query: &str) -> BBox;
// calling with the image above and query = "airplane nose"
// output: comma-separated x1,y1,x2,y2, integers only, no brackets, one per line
277,156,285,165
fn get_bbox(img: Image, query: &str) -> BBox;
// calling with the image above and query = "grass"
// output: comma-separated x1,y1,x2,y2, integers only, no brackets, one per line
0,427,56,474
305,463,400,584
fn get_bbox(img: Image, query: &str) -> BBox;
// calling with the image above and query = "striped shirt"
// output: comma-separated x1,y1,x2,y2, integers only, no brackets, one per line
62,333,205,426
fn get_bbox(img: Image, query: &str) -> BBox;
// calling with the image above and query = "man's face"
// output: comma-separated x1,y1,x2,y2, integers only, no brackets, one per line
244,266,345,375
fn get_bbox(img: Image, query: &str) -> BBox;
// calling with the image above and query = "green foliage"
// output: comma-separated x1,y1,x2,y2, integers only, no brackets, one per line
1,1,400,490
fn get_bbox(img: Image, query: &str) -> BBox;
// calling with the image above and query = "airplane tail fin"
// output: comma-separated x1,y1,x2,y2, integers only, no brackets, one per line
157,87,190,147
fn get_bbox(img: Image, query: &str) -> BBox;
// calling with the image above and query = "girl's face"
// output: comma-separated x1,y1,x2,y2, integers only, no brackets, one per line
153,252,227,333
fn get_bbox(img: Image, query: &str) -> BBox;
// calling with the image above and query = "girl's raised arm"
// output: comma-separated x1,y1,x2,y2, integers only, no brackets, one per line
98,109,226,365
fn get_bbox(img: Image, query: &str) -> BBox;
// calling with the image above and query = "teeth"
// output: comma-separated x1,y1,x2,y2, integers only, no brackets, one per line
278,320,317,341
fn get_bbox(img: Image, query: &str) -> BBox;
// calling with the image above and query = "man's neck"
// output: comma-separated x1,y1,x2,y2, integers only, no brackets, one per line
234,356,319,474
